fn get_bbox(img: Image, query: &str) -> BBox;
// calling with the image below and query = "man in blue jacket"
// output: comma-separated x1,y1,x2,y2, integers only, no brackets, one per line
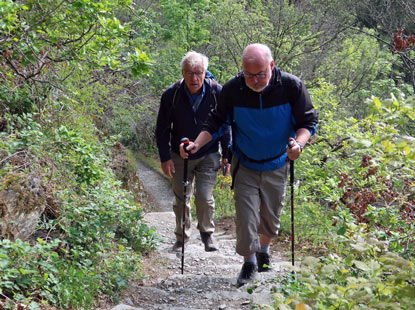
155,51,231,252
181,44,318,286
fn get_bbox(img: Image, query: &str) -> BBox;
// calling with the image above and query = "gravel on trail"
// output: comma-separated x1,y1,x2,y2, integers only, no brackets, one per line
105,160,292,310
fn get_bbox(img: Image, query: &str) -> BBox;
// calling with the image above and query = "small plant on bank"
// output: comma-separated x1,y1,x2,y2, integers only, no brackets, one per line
213,173,235,219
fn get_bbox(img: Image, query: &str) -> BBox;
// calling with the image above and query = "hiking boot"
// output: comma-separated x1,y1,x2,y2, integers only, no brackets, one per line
171,239,188,252
172,241,183,252
236,262,258,287
256,252,271,272
200,232,218,252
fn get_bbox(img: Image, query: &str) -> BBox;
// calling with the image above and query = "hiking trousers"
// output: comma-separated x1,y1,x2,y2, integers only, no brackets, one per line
171,151,220,242
232,159,289,256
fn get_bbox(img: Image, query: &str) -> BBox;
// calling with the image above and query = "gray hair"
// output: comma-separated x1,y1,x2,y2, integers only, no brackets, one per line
242,43,273,64
181,51,209,71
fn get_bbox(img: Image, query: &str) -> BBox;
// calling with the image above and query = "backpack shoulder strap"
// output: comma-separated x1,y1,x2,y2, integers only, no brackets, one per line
171,78,184,110
171,77,218,113
208,78,219,108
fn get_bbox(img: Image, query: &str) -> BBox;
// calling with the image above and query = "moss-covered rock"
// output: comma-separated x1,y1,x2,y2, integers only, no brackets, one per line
0,173,46,241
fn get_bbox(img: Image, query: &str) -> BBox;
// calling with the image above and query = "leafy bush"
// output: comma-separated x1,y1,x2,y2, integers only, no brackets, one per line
281,82,415,254
256,84,415,310
0,112,157,309
268,224,415,310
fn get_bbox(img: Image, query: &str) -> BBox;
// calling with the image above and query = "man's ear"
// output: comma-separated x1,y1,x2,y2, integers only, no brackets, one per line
270,59,275,70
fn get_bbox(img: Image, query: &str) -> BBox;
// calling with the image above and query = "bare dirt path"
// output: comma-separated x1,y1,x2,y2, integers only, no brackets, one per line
135,160,174,212
104,160,292,310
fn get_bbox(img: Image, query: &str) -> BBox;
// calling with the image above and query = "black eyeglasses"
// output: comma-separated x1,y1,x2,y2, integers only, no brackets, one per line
243,72,267,79
184,70,204,78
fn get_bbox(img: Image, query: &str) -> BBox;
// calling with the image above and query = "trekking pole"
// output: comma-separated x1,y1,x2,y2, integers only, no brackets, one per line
180,137,190,274
287,140,295,266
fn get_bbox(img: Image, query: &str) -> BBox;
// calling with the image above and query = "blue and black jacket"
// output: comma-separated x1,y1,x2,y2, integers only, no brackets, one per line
203,67,318,171
155,78,231,163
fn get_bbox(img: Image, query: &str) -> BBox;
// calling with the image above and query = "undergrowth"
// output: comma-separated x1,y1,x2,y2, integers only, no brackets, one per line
0,113,157,309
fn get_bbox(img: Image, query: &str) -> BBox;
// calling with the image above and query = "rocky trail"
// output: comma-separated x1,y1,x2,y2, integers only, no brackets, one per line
105,160,293,310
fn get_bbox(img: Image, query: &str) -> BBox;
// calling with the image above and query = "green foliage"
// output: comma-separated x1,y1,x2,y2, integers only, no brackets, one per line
262,0,322,71
59,177,158,254
207,0,273,73
106,98,157,152
0,112,157,309
270,225,415,309
317,29,394,112
0,0,21,33
0,238,61,299
284,80,415,253
146,0,218,91
0,79,34,115
4,0,141,70
343,0,415,92
271,84,415,309
279,81,344,243
0,236,144,309
0,0,150,115
159,0,212,50
213,174,235,218
53,125,103,185
3,1,415,309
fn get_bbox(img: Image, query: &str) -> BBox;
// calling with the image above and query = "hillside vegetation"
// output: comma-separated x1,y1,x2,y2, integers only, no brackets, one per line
1,0,415,309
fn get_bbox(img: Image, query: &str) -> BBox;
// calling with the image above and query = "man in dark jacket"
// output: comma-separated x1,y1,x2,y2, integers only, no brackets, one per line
181,44,318,286
155,51,231,252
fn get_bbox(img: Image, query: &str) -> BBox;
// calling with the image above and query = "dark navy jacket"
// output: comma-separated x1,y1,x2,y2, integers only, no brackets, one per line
203,67,318,171
155,78,231,163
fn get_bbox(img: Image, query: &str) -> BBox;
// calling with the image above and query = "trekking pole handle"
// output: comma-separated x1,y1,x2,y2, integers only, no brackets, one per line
181,137,190,153
288,139,295,149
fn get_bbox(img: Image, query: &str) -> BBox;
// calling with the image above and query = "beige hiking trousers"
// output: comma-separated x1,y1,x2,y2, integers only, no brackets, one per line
171,151,220,242
232,158,289,256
